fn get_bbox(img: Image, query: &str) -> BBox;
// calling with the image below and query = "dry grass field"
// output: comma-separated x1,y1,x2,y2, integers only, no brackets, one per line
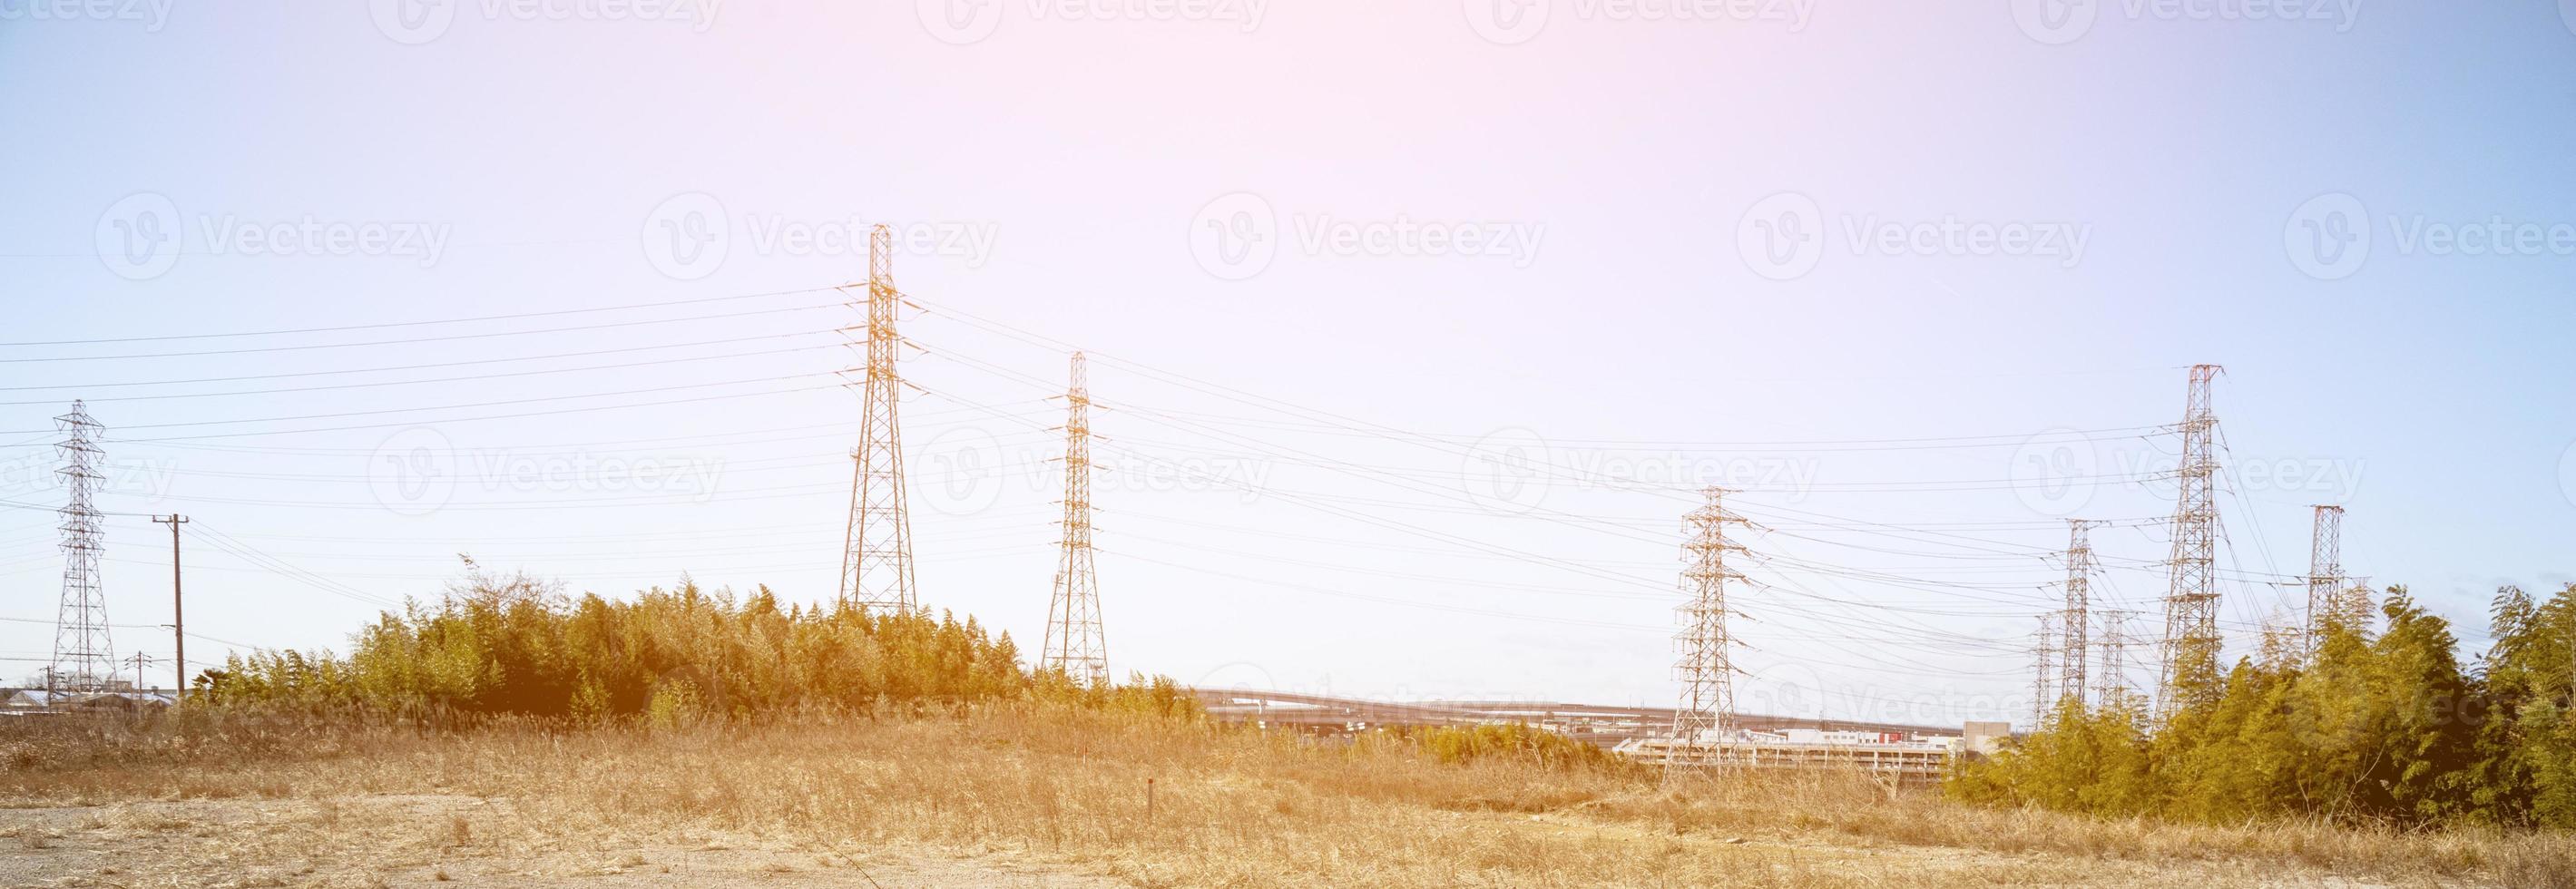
4,707,2571,888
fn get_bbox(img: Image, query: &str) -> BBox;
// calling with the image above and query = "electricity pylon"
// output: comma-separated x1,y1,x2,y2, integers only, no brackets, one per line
1669,487,1747,781
2060,519,2096,709
2306,504,2345,652
2339,577,2376,638
2094,608,2140,708
2160,364,2223,718
51,402,113,693
2032,613,2059,728
1042,352,1109,686
837,225,919,614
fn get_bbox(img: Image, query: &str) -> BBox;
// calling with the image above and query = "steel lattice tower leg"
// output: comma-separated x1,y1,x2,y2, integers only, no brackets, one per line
1042,352,1108,686
1669,487,1746,782
2032,614,2058,728
51,402,114,693
2159,364,2223,718
2059,519,2094,709
2305,504,2344,652
837,225,918,614
2339,577,2375,638
2093,609,2138,708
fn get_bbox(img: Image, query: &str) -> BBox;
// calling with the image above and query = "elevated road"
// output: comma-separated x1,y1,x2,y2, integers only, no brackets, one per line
1190,688,1958,746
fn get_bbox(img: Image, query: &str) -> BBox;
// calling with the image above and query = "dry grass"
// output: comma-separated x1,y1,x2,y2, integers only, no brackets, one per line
2,707,2569,886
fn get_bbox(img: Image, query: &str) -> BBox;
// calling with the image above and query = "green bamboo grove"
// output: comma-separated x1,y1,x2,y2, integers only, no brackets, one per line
191,563,1195,725
1951,583,2576,829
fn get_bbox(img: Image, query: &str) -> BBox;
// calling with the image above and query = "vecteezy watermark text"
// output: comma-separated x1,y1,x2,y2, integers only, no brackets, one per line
1459,427,1820,514
1463,0,1817,46
367,427,725,515
1189,191,1545,280
1735,191,2091,281
916,0,1268,45
93,191,452,282
2011,0,2362,45
2007,427,2364,517
370,0,723,45
0,0,173,30
639,191,999,281
2283,191,2576,281
912,425,1272,515
0,453,177,503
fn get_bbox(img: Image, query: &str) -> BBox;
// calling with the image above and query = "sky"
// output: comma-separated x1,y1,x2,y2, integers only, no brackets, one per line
1,1,2571,728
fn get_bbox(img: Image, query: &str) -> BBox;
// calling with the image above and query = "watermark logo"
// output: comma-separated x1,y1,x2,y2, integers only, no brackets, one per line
2012,0,2360,45
369,0,457,44
1736,191,1823,281
2007,428,2101,518
2283,192,2576,281
93,191,452,281
1464,0,1815,45
2556,439,2576,511
369,427,458,516
916,425,1010,517
0,452,177,503
365,426,726,515
370,0,722,44
1463,0,1550,44
744,217,999,269
1736,191,2091,281
2011,0,2098,44
917,0,1265,44
1190,191,1280,281
1190,661,1280,692
1100,452,1270,503
1,0,176,31
918,0,1004,44
95,191,182,281
1458,426,1820,514
911,424,1272,515
1735,661,1833,720
1460,427,1553,514
2284,191,2369,280
2003,432,2365,517
642,193,1000,282
641,191,731,281
1290,214,1545,268
1189,191,1548,280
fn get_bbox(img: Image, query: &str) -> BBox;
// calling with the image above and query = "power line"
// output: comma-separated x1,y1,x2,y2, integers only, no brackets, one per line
0,303,841,365
0,286,838,347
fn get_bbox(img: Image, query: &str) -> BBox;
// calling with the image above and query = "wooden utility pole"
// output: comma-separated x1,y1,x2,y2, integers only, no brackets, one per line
154,514,188,704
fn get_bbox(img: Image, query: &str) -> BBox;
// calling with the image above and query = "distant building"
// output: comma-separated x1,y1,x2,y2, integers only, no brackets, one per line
1961,721,2013,755
0,689,173,713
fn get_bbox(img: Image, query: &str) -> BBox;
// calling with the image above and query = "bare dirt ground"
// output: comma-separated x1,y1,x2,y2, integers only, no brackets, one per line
4,711,2555,887
2,793,2401,888
1,794,1121,888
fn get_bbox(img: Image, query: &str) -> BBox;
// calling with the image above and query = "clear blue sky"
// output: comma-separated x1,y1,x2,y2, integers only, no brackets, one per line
2,2,2571,727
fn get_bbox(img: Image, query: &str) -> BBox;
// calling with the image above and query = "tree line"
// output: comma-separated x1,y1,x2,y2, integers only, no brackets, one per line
1950,582,2576,828
193,562,1196,725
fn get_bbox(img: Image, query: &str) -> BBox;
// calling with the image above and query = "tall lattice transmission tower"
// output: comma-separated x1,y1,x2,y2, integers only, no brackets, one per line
1042,352,1108,685
2094,609,2140,708
50,402,114,692
2032,613,2059,728
2339,576,2377,639
2159,364,2223,717
1669,487,1747,779
2306,504,2345,651
837,225,919,614
2059,519,2096,709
